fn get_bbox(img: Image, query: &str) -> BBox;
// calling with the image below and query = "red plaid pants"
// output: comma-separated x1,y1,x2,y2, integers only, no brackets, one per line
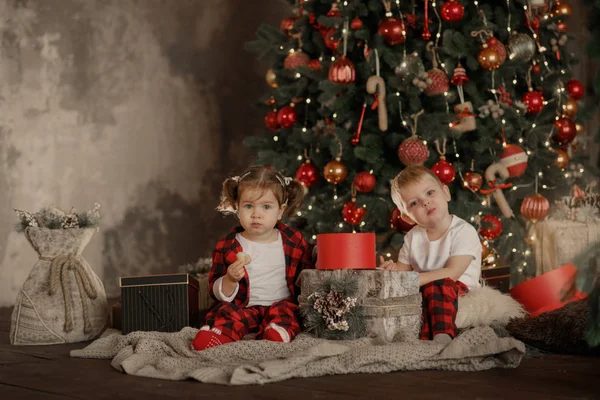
204,298,301,341
420,278,468,340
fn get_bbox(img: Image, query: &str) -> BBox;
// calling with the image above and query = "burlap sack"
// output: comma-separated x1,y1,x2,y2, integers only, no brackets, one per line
10,227,108,345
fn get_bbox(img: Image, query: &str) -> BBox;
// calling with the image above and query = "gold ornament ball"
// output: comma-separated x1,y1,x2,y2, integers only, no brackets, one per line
552,1,572,17
265,68,278,88
554,148,569,169
323,159,348,184
478,47,502,70
562,99,578,118
481,240,490,260
576,122,585,135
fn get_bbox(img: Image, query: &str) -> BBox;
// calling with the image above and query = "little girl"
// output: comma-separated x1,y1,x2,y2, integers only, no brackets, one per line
192,165,313,351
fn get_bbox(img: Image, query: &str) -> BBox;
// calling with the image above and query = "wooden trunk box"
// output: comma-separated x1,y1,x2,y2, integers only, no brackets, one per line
482,265,511,293
120,273,199,334
298,269,422,342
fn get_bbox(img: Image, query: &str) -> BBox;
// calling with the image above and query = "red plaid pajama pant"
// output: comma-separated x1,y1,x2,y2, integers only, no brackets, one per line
420,278,468,340
204,298,301,341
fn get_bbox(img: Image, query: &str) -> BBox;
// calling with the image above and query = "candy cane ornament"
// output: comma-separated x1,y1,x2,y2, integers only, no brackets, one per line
482,163,514,218
366,49,388,131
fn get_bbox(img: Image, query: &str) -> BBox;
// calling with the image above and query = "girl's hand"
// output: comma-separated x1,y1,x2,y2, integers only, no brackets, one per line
225,259,246,282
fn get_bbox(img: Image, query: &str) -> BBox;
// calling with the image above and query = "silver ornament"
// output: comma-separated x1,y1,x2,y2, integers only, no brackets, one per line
508,33,536,63
395,53,425,85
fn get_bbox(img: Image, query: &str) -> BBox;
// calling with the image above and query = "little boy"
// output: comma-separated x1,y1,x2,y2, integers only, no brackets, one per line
380,166,482,344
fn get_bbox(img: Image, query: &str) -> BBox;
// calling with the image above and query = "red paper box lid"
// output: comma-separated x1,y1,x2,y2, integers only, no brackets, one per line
316,232,376,270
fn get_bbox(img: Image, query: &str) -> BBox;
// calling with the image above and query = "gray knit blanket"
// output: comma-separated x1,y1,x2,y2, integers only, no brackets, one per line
70,326,525,385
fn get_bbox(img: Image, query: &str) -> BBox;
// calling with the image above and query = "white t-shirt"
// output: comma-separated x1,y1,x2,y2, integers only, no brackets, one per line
214,230,291,306
397,215,482,290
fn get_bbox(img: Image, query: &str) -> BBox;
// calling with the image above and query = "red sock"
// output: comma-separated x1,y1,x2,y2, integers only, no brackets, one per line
262,327,285,342
192,329,234,351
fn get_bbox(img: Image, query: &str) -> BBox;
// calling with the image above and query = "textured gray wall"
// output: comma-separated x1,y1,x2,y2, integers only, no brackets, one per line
0,0,288,305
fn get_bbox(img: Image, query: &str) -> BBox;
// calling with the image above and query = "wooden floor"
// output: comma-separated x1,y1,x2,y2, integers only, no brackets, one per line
1,306,598,400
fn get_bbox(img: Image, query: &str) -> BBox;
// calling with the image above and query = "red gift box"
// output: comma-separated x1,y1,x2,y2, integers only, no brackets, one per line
316,233,376,270
509,264,587,318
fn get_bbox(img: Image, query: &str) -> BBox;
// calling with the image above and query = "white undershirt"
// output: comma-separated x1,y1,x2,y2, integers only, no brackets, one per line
397,215,482,289
214,230,290,306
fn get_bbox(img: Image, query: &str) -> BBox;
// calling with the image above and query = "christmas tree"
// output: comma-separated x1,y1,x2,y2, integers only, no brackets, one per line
245,0,595,285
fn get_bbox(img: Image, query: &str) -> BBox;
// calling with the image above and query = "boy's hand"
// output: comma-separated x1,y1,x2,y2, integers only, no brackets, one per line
378,256,413,271
225,259,246,282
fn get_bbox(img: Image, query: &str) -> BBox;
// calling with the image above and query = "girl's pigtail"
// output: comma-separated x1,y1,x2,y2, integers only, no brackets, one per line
283,180,305,217
216,178,239,215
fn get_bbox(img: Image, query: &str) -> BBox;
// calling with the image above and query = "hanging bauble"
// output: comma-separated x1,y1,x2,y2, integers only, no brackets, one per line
551,0,572,17
397,136,429,166
423,68,449,96
350,17,363,30
520,193,550,223
265,69,278,88
440,0,464,22
462,171,483,192
557,21,569,33
507,33,536,63
342,199,366,225
324,158,348,184
283,50,310,70
481,239,490,260
575,122,585,135
553,148,569,169
328,55,356,85
450,63,469,86
323,28,340,51
486,37,507,64
552,117,577,145
562,99,578,118
532,64,541,74
431,156,456,184
478,46,502,71
354,172,376,193
377,17,406,45
280,17,297,36
276,105,297,128
264,110,279,131
390,208,416,233
500,144,528,177
565,78,584,100
479,215,503,240
295,161,319,188
522,90,545,114
394,53,425,87
308,59,322,71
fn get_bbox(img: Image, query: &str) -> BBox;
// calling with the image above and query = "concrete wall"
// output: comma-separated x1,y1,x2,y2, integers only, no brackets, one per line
0,0,288,305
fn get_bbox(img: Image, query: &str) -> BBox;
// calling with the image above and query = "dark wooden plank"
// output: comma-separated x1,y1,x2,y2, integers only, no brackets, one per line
0,383,76,400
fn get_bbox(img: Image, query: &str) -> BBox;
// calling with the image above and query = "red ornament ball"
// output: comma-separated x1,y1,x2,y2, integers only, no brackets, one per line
328,55,356,85
486,37,507,64
532,64,541,74
522,90,545,114
350,17,363,30
264,111,279,131
520,193,550,223
431,157,456,185
500,144,528,177
377,17,406,45
397,136,429,167
440,0,465,23
390,208,415,233
553,117,577,146
280,17,297,36
479,215,503,240
323,28,340,51
342,200,366,225
308,59,322,71
462,171,483,192
283,50,310,70
423,68,449,96
354,171,376,193
295,161,319,188
565,78,584,100
276,105,297,128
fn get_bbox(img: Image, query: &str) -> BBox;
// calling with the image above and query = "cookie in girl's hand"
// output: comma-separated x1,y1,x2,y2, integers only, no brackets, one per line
236,252,251,265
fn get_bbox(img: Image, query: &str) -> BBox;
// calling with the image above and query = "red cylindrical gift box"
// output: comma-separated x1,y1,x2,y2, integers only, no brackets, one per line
509,264,587,318
316,233,376,270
